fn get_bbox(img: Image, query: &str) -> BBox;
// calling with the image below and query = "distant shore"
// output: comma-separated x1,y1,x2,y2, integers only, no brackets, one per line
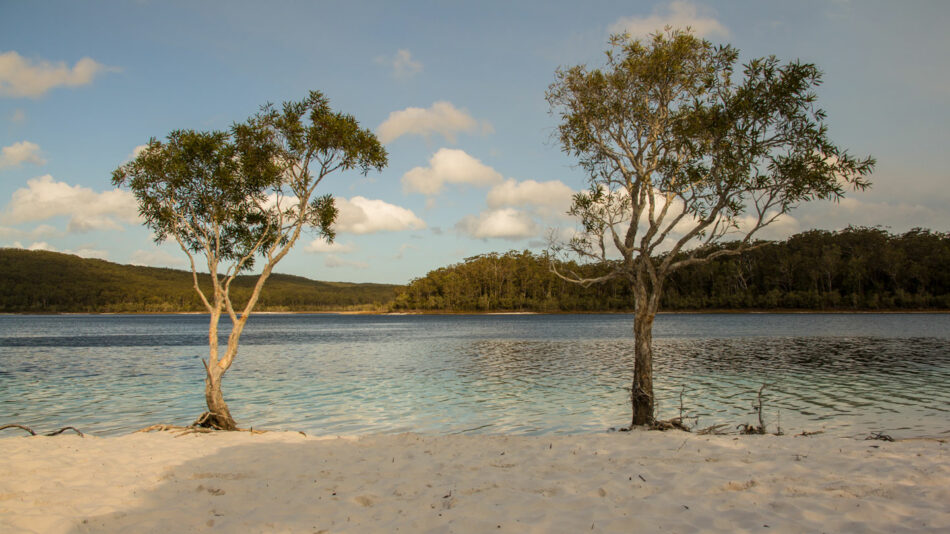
1,430,946,533
4,308,950,316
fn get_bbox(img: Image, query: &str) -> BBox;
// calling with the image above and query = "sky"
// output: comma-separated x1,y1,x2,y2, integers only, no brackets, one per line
1,1,948,284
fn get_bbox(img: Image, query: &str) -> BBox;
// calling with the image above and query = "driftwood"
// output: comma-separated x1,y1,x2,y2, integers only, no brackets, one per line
865,432,895,442
0,424,84,437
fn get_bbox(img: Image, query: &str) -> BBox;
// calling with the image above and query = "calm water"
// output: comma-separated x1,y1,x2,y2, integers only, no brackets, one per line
1,313,948,438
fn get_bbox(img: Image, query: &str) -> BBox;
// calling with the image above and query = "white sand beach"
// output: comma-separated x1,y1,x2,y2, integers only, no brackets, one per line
1,430,947,533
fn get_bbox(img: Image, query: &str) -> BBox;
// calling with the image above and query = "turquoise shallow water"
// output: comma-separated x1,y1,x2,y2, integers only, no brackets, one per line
1,313,948,438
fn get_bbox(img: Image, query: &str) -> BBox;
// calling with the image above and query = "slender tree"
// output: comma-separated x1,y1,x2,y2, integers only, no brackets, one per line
546,30,874,427
113,91,387,430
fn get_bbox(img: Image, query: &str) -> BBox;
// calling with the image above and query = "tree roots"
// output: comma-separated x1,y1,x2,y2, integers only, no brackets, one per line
136,412,267,437
0,424,84,437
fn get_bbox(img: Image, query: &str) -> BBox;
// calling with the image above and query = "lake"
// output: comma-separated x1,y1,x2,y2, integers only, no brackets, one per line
1,313,948,438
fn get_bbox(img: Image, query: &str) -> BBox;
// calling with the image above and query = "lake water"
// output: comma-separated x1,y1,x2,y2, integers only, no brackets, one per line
1,313,948,439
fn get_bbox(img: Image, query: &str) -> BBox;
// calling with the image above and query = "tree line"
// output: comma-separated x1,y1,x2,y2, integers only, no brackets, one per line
394,227,950,312
0,249,397,313
4,226,948,314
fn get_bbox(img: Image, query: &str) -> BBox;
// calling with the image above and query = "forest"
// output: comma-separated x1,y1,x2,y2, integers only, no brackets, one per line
0,249,398,313
394,227,950,312
2,227,949,313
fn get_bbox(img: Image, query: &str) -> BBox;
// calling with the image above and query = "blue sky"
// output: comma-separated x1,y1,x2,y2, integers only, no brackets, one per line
1,1,948,284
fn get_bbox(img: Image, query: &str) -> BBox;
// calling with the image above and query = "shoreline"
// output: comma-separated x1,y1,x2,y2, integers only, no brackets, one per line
1,430,947,533
3,308,950,316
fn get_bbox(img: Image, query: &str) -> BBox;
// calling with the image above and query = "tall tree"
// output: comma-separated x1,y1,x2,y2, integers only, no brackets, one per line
546,30,874,427
113,91,387,430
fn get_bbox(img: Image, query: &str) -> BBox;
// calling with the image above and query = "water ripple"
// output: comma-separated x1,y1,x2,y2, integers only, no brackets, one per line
1,314,948,438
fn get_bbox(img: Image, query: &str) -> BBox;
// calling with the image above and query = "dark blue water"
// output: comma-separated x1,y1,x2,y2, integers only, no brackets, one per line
1,313,948,438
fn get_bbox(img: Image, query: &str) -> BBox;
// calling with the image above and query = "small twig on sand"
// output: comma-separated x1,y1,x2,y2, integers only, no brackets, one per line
45,426,83,437
0,424,36,436
865,432,895,442
796,430,824,437
1,424,83,437
696,423,730,435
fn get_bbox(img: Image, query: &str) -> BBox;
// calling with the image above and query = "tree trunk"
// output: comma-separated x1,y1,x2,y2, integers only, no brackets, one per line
203,363,237,430
630,309,656,427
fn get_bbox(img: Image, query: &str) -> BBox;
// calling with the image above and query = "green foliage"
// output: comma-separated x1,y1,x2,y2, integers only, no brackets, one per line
112,91,387,279
0,249,397,313
394,228,950,312
546,29,875,288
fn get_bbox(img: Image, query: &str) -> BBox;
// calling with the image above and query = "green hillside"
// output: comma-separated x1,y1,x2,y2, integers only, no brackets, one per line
0,249,398,313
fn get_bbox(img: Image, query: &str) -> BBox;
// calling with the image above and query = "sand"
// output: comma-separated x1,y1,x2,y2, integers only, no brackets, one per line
1,430,947,533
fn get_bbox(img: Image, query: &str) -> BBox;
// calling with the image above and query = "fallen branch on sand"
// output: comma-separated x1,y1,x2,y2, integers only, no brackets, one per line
0,424,84,437
865,432,895,442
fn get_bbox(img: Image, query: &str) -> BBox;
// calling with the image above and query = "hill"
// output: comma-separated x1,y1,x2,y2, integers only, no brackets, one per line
0,249,398,313
394,227,950,312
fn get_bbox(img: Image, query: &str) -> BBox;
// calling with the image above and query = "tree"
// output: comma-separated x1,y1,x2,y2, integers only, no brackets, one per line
546,30,874,427
113,91,387,430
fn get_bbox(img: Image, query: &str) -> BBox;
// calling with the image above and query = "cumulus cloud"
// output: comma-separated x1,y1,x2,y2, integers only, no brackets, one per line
129,248,188,268
304,240,356,253
377,102,493,144
486,178,575,218
402,148,503,195
324,254,369,269
0,51,117,98
384,49,423,80
2,175,139,232
335,196,426,234
795,196,949,234
0,223,58,240
11,240,109,260
456,208,539,240
127,144,149,161
0,141,45,170
608,1,730,39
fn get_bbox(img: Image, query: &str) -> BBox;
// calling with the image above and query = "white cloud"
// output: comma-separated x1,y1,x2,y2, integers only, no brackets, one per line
324,254,369,269
335,196,426,234
11,240,109,260
608,1,730,40
402,148,503,195
0,141,45,170
794,196,949,234
456,208,539,240
305,239,356,253
13,240,53,252
377,102,493,144
0,223,59,240
2,175,139,232
486,178,575,218
127,144,149,161
129,248,188,268
390,49,423,80
0,51,117,98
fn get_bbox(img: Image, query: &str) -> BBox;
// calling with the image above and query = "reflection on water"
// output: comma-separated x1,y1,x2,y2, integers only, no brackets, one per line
1,313,948,438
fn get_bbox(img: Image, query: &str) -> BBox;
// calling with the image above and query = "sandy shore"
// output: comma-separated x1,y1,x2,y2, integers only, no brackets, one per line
1,431,947,533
